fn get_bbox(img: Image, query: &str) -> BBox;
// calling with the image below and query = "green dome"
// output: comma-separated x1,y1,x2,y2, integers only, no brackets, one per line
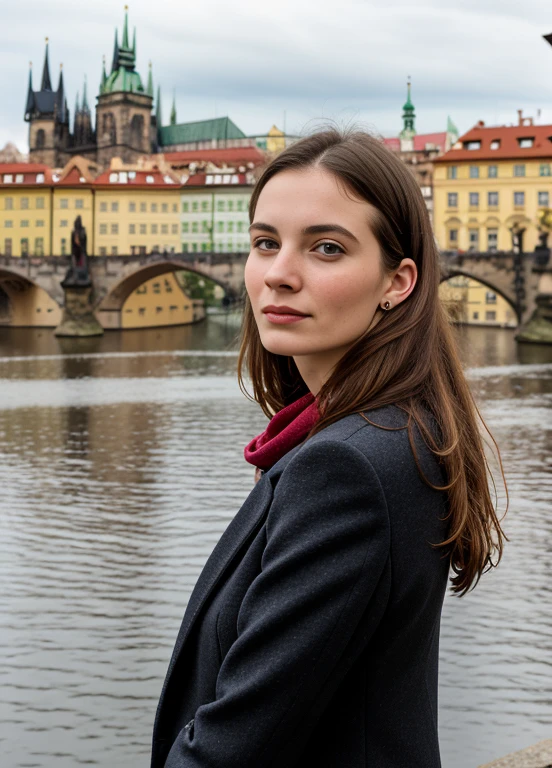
104,67,144,95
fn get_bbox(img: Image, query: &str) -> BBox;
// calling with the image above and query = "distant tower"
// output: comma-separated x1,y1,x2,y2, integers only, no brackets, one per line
96,6,154,167
73,76,95,148
399,77,416,152
170,91,177,126
25,39,70,166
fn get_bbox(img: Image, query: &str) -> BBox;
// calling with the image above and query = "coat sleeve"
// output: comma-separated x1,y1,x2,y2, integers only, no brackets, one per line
164,438,391,768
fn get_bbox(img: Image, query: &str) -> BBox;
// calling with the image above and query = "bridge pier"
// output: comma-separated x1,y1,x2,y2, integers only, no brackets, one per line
516,266,552,344
54,282,104,338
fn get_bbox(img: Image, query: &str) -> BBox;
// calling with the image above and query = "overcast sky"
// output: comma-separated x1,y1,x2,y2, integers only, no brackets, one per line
2,0,552,152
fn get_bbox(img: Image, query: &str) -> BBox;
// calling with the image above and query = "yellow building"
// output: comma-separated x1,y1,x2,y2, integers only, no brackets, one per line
0,162,52,257
439,276,517,327
433,115,552,253
52,158,95,256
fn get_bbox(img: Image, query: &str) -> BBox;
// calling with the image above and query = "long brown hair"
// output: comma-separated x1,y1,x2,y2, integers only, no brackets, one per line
237,127,507,596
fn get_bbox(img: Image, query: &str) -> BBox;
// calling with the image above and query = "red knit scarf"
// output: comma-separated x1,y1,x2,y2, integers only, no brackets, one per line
244,392,319,471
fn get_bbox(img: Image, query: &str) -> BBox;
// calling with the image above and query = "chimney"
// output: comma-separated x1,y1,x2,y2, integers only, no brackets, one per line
517,109,524,126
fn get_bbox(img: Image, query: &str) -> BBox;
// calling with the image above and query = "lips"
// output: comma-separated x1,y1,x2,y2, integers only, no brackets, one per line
261,305,309,316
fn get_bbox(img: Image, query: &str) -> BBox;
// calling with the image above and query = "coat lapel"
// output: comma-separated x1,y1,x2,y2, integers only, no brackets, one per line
154,474,274,730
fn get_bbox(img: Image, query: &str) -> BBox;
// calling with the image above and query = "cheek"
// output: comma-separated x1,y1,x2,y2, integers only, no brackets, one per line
319,269,382,316
244,256,263,301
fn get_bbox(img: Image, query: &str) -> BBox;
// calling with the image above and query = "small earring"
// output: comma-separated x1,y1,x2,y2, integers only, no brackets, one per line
383,301,391,310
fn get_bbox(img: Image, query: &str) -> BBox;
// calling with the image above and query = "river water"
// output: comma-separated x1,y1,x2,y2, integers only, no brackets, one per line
0,320,550,768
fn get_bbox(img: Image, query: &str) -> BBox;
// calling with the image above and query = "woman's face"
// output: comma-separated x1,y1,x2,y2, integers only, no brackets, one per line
245,166,408,391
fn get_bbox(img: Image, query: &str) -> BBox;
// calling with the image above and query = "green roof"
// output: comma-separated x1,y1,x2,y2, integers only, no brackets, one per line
159,117,246,147
102,8,147,97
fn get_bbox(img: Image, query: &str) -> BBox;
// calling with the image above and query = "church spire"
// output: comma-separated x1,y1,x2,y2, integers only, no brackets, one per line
100,55,107,94
25,61,34,118
41,37,52,91
111,28,119,74
82,75,89,112
147,61,154,97
122,5,130,49
170,90,177,125
399,76,416,139
156,85,163,128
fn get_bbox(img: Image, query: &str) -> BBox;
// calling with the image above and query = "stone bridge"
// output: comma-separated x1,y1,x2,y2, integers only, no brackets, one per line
0,249,547,328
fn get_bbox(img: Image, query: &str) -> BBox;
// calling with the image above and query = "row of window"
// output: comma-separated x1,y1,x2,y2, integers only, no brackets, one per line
447,190,548,208
181,221,248,234
99,201,179,213
2,173,45,184
447,163,551,179
4,220,46,228
181,242,250,253
448,228,498,249
99,223,180,235
182,199,249,213
2,237,44,256
463,138,538,151
3,197,46,210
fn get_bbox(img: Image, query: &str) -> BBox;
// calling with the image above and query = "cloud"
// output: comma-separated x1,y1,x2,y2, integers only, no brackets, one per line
1,0,551,151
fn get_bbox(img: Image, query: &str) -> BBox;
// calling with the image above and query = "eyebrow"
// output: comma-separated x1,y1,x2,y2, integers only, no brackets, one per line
248,222,360,244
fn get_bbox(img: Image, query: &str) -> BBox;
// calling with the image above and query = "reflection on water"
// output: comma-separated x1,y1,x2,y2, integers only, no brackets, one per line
0,321,550,768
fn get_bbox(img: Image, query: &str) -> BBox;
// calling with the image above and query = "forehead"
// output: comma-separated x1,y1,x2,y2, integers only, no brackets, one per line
254,166,375,227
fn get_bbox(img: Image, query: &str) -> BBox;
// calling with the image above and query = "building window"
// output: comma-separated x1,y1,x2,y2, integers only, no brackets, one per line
161,203,168,213
99,201,107,212
111,246,118,256
447,192,458,208
151,224,158,234
20,238,29,256
182,222,189,233
182,242,188,252
192,201,199,212
472,311,479,320
227,200,234,211
151,203,158,213
171,224,178,234
469,166,479,179
161,224,168,234
4,220,13,228
513,164,525,177
21,220,29,227
487,229,498,251
75,199,84,209
518,137,534,148
216,221,224,233
5,197,13,210
34,237,44,256
485,310,497,321
237,199,245,211
469,192,479,207
111,223,118,234
60,220,68,227
217,200,224,212
129,201,136,212
192,242,198,252
201,200,209,211
538,191,549,207
486,291,497,304
36,220,44,227
489,140,500,150
201,221,209,233
36,197,45,209
111,201,119,212
488,165,498,178
129,223,136,234
60,198,68,209
3,174,13,184
99,224,107,235
227,221,234,233
4,238,12,256
140,202,147,213
140,223,147,234
172,203,177,212
99,247,107,256
192,222,199,233
488,191,499,207
237,221,245,233
61,237,67,255
449,229,458,244
21,197,29,210
468,229,479,250
465,140,481,150
514,191,525,207
539,163,551,177
182,201,189,212
201,242,208,252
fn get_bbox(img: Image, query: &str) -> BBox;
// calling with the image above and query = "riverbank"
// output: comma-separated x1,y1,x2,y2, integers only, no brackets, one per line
479,740,552,768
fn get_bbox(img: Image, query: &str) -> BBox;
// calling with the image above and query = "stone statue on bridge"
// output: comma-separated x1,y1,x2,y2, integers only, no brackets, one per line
62,216,90,286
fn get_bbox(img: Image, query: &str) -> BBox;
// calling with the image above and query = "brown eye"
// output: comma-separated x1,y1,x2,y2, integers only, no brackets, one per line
314,242,344,256
255,238,279,251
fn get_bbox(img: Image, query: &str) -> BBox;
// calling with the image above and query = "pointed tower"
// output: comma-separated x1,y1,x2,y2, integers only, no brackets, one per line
96,5,154,167
170,91,177,126
399,77,416,151
26,38,70,166
100,55,108,95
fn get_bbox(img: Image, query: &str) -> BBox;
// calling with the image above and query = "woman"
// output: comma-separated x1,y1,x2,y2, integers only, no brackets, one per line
151,128,507,767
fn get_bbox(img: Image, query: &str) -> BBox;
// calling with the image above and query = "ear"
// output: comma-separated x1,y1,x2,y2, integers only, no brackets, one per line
380,258,417,310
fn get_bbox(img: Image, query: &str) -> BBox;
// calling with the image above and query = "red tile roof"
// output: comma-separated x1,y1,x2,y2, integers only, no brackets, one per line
383,132,448,153
184,172,251,186
55,167,90,186
163,146,266,167
435,122,552,162
93,168,182,188
0,163,52,184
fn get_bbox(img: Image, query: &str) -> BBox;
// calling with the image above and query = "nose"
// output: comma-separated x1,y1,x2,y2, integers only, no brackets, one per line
263,247,302,292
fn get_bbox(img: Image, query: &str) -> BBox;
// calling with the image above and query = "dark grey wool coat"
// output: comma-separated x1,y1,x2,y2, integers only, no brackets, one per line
151,405,451,768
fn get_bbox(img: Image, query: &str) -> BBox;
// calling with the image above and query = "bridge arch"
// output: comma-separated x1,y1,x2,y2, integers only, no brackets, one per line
95,261,231,330
439,269,519,325
0,269,62,327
